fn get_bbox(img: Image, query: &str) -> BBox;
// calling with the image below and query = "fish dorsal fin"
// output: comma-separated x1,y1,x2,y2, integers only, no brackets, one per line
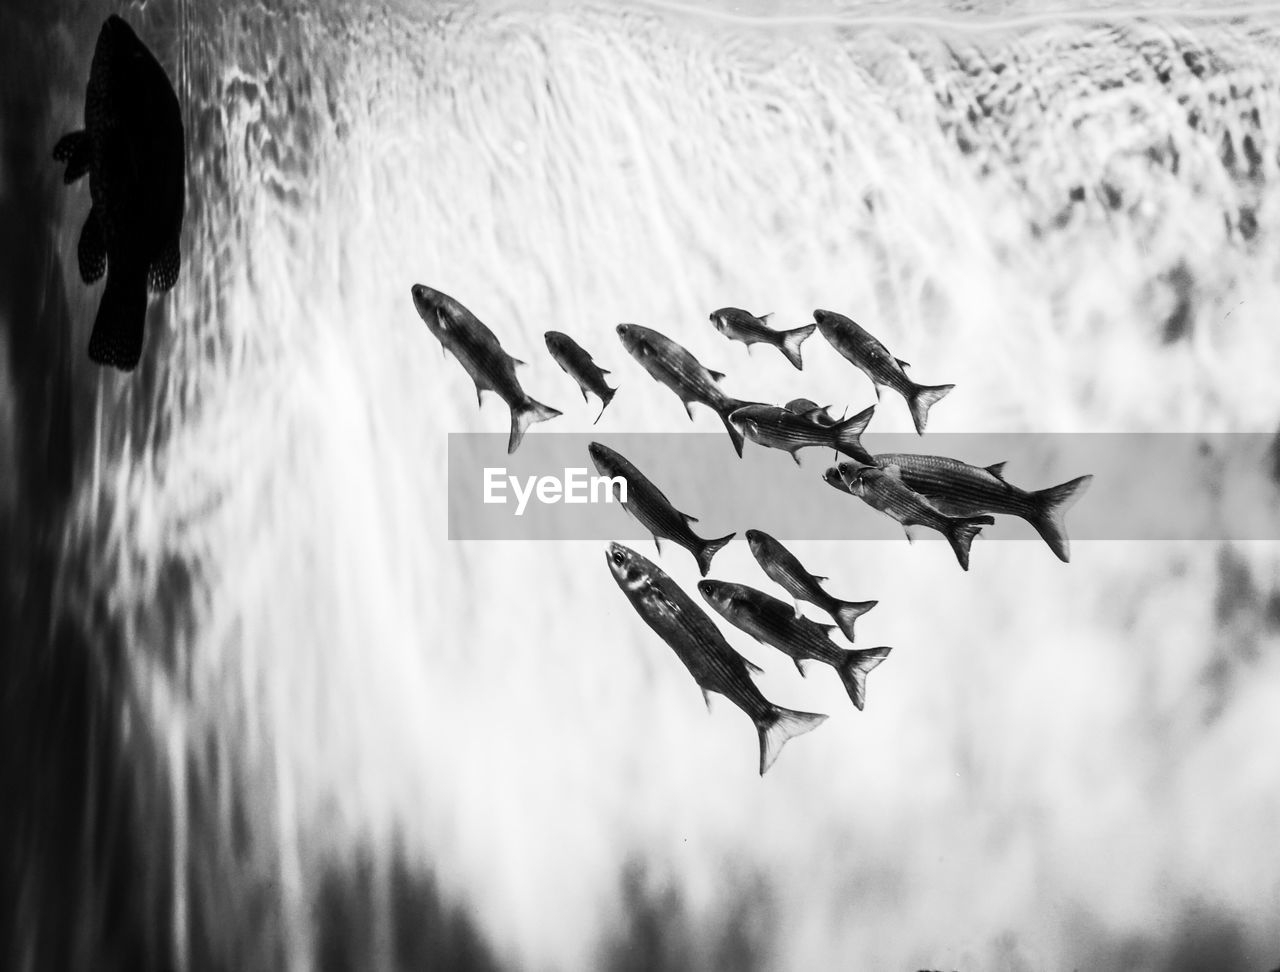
743,658,765,675
811,574,828,583
598,368,611,375
896,358,910,371
681,511,699,525
511,357,526,367
986,461,1008,480
758,312,773,322
708,369,726,382
785,398,818,413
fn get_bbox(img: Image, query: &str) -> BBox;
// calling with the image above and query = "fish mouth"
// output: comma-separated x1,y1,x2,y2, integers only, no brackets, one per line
587,441,614,472
812,309,829,323
744,529,765,555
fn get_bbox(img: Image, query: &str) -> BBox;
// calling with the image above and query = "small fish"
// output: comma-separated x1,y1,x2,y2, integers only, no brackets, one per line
615,323,758,457
698,580,892,710
784,398,839,426
54,15,185,371
744,529,877,641
709,308,817,370
589,442,734,576
606,543,828,775
728,402,875,466
813,310,953,434
872,453,1093,563
411,284,561,453
544,330,618,424
834,462,994,570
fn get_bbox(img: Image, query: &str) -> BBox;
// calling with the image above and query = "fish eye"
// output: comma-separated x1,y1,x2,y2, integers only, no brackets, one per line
611,550,625,566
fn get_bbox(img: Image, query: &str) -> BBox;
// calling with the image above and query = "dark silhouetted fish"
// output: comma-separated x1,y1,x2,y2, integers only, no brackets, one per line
411,284,561,453
728,402,875,466
615,323,758,456
835,462,993,570
744,529,877,641
871,453,1093,563
589,442,734,576
698,580,892,710
545,330,617,424
709,307,816,370
53,15,185,371
784,398,839,426
606,543,827,774
813,310,953,434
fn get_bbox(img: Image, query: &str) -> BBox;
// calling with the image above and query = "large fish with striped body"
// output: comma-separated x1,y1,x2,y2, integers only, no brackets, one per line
709,307,816,370
589,442,734,576
606,543,828,775
615,323,757,456
813,310,953,434
870,454,1093,563
744,529,877,642
834,462,993,570
728,402,876,466
411,284,561,453
698,580,893,710
53,15,185,370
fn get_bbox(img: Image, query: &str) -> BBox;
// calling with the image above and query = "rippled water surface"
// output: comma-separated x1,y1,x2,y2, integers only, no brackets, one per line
4,1,1280,969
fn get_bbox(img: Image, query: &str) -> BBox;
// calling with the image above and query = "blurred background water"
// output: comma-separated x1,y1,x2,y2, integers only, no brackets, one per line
4,0,1280,969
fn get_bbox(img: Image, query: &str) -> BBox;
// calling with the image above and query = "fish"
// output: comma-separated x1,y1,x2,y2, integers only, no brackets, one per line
53,15,185,371
709,307,817,370
589,442,734,576
615,323,758,457
871,453,1093,563
411,284,561,453
813,309,953,434
744,529,877,642
698,580,893,710
605,543,828,775
544,330,618,424
784,398,839,426
834,462,994,570
728,402,876,466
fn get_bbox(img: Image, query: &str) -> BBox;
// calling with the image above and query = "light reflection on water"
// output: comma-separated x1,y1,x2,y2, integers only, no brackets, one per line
4,1,1280,969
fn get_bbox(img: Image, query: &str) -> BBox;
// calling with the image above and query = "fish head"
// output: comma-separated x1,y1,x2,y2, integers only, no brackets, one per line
695,579,737,614
616,323,648,357
410,284,457,340
606,542,653,593
587,441,620,478
744,529,772,560
709,310,728,333
836,462,875,495
726,406,758,439
822,466,852,494
544,330,566,354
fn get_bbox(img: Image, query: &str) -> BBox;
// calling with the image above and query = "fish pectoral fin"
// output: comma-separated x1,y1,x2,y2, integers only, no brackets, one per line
708,370,726,382
680,511,699,524
78,208,107,285
812,575,828,583
743,658,765,675
896,357,911,371
511,357,526,367
147,236,181,293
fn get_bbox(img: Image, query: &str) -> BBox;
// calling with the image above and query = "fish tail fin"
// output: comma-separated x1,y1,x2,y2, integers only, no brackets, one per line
593,384,618,425
718,404,746,457
1028,474,1093,563
836,647,892,711
694,532,736,577
53,130,90,183
88,267,147,371
508,398,562,454
832,404,876,462
945,515,995,571
907,382,954,435
756,706,827,776
778,323,817,370
832,599,879,642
